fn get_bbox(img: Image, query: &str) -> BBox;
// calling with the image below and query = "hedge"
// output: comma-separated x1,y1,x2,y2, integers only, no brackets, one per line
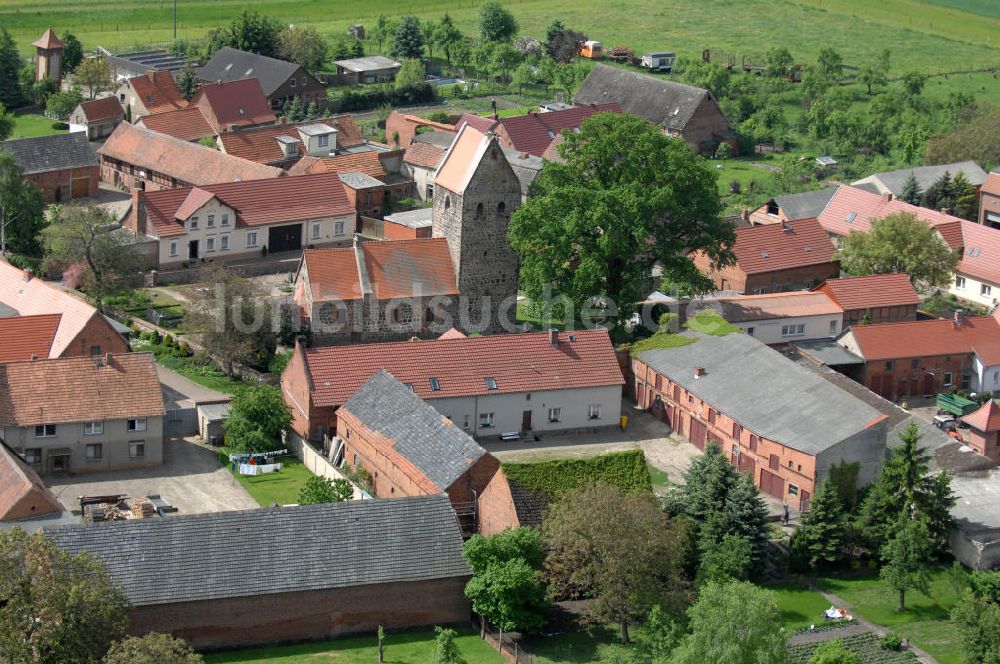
501,450,653,498
337,82,436,112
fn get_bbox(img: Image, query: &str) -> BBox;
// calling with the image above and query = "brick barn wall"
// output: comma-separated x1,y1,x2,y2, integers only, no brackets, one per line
25,165,99,203
980,189,1000,225
692,251,748,292
965,428,1000,465
680,97,734,154
743,262,841,295
338,407,436,498
58,313,130,358
842,303,918,326
477,469,520,536
128,576,472,651
383,220,420,240
281,344,325,441
861,353,975,401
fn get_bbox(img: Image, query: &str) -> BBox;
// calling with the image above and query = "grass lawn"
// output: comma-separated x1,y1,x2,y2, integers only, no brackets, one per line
203,628,503,664
766,580,835,631
647,463,671,492
226,455,315,507
10,111,67,139
815,569,962,664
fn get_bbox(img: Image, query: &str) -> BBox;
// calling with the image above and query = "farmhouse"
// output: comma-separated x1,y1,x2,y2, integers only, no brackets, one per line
217,116,366,167
696,291,844,344
0,352,165,475
189,78,277,132
691,218,839,294
334,55,402,84
492,103,621,157
115,70,186,120
816,185,958,241
48,496,472,650
198,47,325,109
135,107,215,142
573,63,734,153
68,97,125,140
633,330,888,508
851,161,987,199
812,273,920,326
0,132,99,202
281,328,624,442
130,172,356,266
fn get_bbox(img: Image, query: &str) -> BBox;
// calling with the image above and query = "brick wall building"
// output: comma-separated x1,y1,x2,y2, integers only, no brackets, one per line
0,133,99,202
961,400,1000,465
813,273,921,326
981,171,1000,228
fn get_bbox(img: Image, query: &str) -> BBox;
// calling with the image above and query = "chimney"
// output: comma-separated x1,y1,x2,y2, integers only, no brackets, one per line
881,193,893,203
22,268,33,282
694,367,706,378
549,328,559,347
954,310,965,327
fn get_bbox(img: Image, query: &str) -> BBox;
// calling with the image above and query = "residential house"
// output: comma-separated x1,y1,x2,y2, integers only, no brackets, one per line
691,218,840,294
339,172,390,218
492,103,621,157
696,291,844,344
217,116,366,167
130,172,356,266
115,70,186,120
633,329,889,508
0,260,129,358
503,148,543,201
402,141,447,201
188,78,277,133
980,170,1000,228
383,208,433,240
836,313,1000,399
813,273,920,326
334,56,402,84
281,328,624,442
135,107,216,143
960,400,1000,465
0,441,64,523
337,370,500,534
289,150,414,214
48,496,472,649
0,133,98,202
197,47,325,109
573,63,735,154
748,188,837,226
68,97,125,140
851,161,987,199
816,185,959,243
98,122,283,192
0,352,165,474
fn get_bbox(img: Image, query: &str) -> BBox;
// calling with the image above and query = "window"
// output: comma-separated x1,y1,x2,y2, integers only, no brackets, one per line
463,414,471,429
312,223,321,240
127,418,147,432
687,394,694,404
318,134,329,147
498,201,506,216
781,324,806,337
221,212,230,226
334,220,345,236
89,345,102,356
484,377,498,390
189,217,198,230
169,241,178,257
426,184,434,199
207,214,215,228
588,404,601,420
708,408,716,424
749,435,759,452
788,484,799,496
769,454,779,470
885,361,895,371
746,327,755,337
944,371,954,386
752,288,768,295
206,237,215,252
994,369,999,384
732,422,742,439
788,460,793,468
654,375,662,390
548,407,562,422
290,77,296,87
247,232,258,248
475,202,483,219
86,444,103,461
956,276,966,289
479,412,495,428
84,421,103,436
34,424,56,438
364,191,372,206
829,320,838,335
983,284,992,297
430,377,441,391
129,441,145,458
912,359,921,369
221,235,230,251
23,448,41,464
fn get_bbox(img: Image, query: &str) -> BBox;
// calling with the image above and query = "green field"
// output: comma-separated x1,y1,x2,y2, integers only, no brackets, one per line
9,111,66,139
225,454,315,507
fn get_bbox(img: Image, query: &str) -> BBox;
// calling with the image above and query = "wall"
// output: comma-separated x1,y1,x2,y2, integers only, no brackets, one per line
57,312,130,358
980,186,1000,227
385,112,455,150
815,425,887,490
281,345,320,440
950,271,1000,308
477,469,521,536
680,96,734,154
951,529,1000,570
692,253,748,292
960,426,1000,465
743,263,841,295
128,577,471,651
848,351,975,401
285,430,365,498
736,313,842,345
267,68,326,109
383,219,431,240
25,165,99,203
404,163,437,201
842,303,918,327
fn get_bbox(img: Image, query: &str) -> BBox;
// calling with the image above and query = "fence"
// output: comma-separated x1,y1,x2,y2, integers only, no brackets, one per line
146,254,301,286
284,431,369,500
479,618,533,664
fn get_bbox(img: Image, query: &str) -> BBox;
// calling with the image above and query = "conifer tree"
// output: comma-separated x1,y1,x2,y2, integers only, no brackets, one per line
899,172,922,205
790,480,845,569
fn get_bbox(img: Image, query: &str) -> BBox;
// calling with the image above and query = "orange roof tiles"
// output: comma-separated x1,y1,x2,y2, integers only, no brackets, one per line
32,27,64,50
846,316,1000,362
192,78,277,132
218,117,365,165
435,125,491,194
0,314,61,362
962,400,1000,432
77,96,124,123
722,218,837,275
0,352,164,427
403,141,447,170
817,184,960,237
713,291,842,322
128,70,187,114
813,274,921,312
173,187,217,221
301,328,624,407
456,114,497,133
982,171,1000,197
363,239,459,300
496,103,621,156
0,442,63,522
301,247,363,302
954,219,1000,286
138,107,215,142
297,151,387,179
935,220,965,249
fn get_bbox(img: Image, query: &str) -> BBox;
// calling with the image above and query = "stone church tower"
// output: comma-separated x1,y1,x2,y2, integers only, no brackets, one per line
432,127,522,333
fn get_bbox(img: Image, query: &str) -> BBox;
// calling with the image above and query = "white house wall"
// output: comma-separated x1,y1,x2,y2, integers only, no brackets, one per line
950,272,1000,308
735,313,842,345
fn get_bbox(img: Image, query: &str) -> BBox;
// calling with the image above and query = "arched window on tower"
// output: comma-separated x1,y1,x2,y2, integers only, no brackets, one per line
444,195,451,210
475,202,483,219
497,201,506,216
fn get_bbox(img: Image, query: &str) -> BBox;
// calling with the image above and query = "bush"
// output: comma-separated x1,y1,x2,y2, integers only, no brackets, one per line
880,632,902,651
501,450,653,498
338,82,436,112
178,342,191,356
51,121,69,130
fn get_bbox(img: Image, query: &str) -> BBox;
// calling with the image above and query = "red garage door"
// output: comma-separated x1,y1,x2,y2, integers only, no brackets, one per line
688,419,707,450
759,469,785,500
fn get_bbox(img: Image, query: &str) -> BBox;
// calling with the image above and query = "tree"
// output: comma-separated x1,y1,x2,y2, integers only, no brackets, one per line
645,604,684,661
0,528,129,663
395,59,426,89
900,172,922,205
880,518,934,612
901,71,927,97
351,39,364,58
670,580,787,664
552,63,583,99
283,95,304,121
40,205,143,303
696,533,753,585
953,171,979,221
858,421,956,557
463,527,548,634
104,633,204,664
183,267,277,376
371,15,396,54
860,49,891,94
277,25,329,71
827,460,860,513
548,29,586,64
951,576,1000,664
921,171,955,211
545,20,565,56
45,89,83,119
63,33,84,72
224,385,291,453
0,151,45,256
808,640,859,664
421,20,438,60
29,76,58,106
479,0,519,43
0,103,11,141
926,104,1000,167
816,47,843,79
390,16,425,61
0,29,24,109
433,14,463,63
430,627,466,664
836,212,959,288
170,63,196,102
75,57,112,99
542,484,687,644
227,10,282,58
765,46,794,78
509,112,732,325
511,61,534,94
298,475,354,504
789,480,845,570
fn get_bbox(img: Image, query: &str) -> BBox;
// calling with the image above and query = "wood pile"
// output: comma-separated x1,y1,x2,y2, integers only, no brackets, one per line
130,498,156,519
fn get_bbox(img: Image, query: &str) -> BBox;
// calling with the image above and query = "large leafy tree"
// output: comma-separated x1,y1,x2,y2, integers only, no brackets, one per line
880,518,934,612
478,0,518,43
209,10,282,59
389,16,425,61
951,572,1000,664
276,24,329,71
433,14,463,63
789,480,845,570
0,529,130,663
0,150,45,256
670,580,787,664
297,475,353,504
0,103,12,141
508,112,733,325
177,63,199,100
104,633,204,664
926,104,1000,168
836,212,959,288
463,528,549,634
857,421,956,557
542,484,687,644
62,33,84,72
74,56,112,99
45,89,83,119
860,49,891,94
224,385,292,453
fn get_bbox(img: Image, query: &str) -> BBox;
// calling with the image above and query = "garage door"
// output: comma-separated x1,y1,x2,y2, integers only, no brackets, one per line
268,223,303,253
759,468,785,500
688,419,707,450
71,177,90,199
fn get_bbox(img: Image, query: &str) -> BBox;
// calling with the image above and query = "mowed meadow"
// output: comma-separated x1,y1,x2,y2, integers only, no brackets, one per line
2,0,1000,72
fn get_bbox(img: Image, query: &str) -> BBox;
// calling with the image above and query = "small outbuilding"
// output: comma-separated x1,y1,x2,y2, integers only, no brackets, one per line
334,56,402,84
196,401,230,446
0,132,99,202
69,97,125,140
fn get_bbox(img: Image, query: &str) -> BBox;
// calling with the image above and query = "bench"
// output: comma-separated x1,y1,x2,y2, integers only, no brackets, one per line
500,431,521,441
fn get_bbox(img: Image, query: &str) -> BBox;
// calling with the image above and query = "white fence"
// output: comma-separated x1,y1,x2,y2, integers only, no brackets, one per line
285,431,370,500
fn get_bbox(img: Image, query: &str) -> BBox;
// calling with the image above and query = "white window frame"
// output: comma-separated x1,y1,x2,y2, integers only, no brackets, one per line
129,441,145,458
955,276,966,289
312,223,321,240
86,443,103,461
206,237,215,252
84,421,104,436
479,412,495,429
127,418,147,432
318,134,329,147
221,212,230,226
221,235,230,251
788,484,799,496
169,241,178,257
944,372,954,387
23,448,42,464
588,404,601,420
781,324,806,337
463,414,471,430
548,407,562,423
983,284,993,297
247,232,258,248
34,424,56,438
207,214,215,228
189,217,198,230
334,220,345,236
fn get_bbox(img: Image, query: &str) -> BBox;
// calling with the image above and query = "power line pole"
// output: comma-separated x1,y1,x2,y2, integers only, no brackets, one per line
173,0,177,41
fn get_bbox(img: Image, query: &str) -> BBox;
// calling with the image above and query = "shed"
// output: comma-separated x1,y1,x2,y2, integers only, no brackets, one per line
196,401,231,445
334,56,402,84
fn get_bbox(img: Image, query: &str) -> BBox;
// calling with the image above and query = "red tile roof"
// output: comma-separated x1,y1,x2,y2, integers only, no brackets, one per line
218,117,365,165
0,442,63,522
456,113,497,133
496,103,621,156
0,352,164,427
712,291,842,321
77,96,124,123
962,400,1000,432
32,27,64,50
817,184,960,237
291,150,387,178
934,220,965,249
138,107,215,142
300,247,363,302
982,171,1000,197
0,314,61,362
128,71,187,115
192,78,277,132
954,219,1000,286
845,316,1000,362
719,218,837,275
99,123,283,187
403,141,447,170
813,274,921,311
140,172,354,238
299,328,624,407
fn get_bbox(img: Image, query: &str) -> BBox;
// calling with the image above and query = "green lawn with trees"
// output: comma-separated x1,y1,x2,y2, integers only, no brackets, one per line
9,111,66,139
223,454,315,507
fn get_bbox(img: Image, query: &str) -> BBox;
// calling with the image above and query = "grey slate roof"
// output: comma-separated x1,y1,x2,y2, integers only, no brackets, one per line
852,161,987,197
0,132,97,175
334,56,402,73
574,63,723,133
508,479,549,528
414,130,458,149
638,331,884,454
339,171,385,189
47,495,469,606
385,207,433,229
343,370,488,491
771,188,838,221
198,47,302,97
502,148,543,197
792,339,865,366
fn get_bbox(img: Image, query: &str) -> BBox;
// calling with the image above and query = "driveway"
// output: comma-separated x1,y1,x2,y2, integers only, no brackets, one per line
158,365,230,409
46,437,257,515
